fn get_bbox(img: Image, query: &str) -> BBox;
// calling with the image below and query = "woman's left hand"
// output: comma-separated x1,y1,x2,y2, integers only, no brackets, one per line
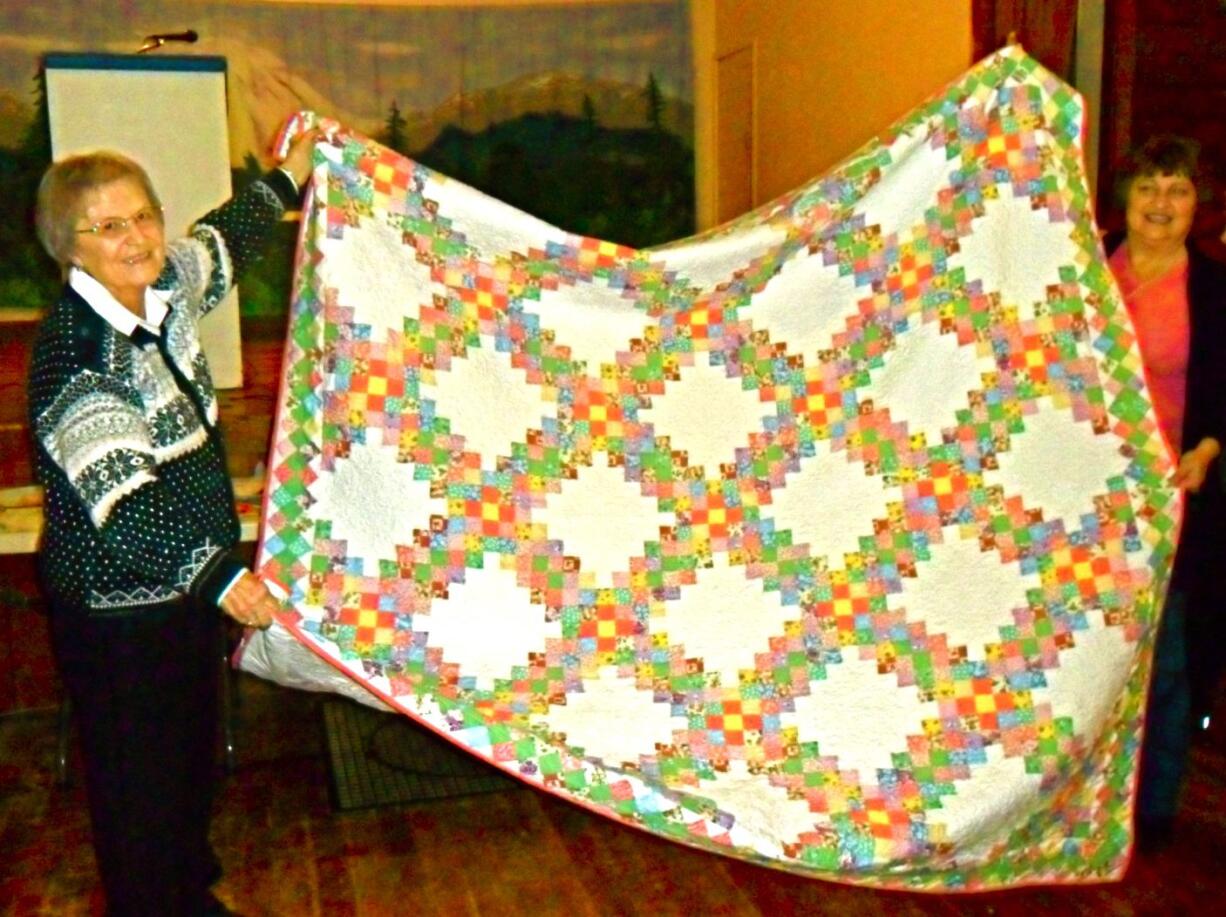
1172,437,1221,493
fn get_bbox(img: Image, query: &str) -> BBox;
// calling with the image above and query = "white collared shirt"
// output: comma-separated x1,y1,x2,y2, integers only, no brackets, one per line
68,266,170,336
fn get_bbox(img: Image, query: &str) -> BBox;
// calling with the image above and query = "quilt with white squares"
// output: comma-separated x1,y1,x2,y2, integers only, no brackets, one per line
241,48,1178,887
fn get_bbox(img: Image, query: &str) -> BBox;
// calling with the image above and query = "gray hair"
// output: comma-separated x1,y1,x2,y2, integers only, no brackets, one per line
35,151,162,267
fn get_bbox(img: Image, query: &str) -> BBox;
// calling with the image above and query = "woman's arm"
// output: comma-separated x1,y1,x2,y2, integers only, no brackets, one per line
162,130,320,318
33,371,246,603
1181,252,1226,492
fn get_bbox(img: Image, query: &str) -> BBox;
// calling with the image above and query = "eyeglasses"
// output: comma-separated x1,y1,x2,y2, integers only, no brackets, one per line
75,205,163,240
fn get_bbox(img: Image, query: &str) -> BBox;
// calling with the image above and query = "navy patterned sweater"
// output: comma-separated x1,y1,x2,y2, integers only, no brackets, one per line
28,171,298,615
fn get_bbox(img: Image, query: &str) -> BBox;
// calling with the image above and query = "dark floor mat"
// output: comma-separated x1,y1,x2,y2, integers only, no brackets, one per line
322,698,519,811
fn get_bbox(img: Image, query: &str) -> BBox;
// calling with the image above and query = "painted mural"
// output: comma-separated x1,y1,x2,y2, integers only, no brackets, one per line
0,0,694,315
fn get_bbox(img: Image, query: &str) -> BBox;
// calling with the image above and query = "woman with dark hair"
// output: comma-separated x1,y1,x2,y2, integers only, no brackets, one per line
27,130,316,916
1105,134,1226,848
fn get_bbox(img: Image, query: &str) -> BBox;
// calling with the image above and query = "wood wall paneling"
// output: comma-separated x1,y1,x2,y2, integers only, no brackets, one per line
715,44,754,225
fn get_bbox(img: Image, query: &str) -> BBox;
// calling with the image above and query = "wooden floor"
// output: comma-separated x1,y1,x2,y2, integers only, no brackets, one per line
1,672,1224,917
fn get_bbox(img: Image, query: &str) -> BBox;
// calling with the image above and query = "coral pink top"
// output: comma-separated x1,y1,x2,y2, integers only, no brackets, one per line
1109,246,1191,454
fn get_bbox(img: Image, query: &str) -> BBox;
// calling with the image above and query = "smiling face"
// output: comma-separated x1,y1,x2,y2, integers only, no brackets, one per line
71,177,166,314
1125,171,1197,252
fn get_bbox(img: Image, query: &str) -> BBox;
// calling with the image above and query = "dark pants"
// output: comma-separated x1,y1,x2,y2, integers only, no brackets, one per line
1137,590,1190,825
50,597,221,916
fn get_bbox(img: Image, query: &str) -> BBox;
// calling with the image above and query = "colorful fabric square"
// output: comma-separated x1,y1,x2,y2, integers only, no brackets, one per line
245,48,1179,889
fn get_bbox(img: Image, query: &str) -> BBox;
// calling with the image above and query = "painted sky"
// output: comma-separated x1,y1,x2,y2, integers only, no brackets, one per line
0,0,692,121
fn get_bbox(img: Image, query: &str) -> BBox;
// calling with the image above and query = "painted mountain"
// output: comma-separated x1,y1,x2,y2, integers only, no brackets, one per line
212,39,692,167
0,39,693,313
218,43,695,315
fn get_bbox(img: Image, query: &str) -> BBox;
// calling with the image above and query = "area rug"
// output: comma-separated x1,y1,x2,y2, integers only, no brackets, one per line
239,46,1180,889
321,698,518,812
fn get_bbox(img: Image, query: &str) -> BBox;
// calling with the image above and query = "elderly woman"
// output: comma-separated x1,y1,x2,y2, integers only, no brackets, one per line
1105,135,1226,849
27,130,316,916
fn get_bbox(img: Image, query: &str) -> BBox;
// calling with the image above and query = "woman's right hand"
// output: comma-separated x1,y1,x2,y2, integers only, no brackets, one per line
280,128,324,190
1172,437,1222,493
219,570,281,629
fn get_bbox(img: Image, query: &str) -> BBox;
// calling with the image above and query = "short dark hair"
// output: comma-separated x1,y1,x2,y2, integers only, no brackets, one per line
1114,135,1205,209
35,151,162,267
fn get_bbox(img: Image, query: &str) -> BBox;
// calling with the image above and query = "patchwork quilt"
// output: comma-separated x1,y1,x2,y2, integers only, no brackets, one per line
241,47,1180,889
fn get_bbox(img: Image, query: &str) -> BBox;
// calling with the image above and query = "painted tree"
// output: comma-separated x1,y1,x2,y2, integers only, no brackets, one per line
645,72,664,132
582,93,598,137
382,100,408,155
0,67,58,310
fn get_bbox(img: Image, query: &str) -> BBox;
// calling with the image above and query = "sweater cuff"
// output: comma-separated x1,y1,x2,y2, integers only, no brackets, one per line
194,550,248,609
215,567,247,606
262,167,301,209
